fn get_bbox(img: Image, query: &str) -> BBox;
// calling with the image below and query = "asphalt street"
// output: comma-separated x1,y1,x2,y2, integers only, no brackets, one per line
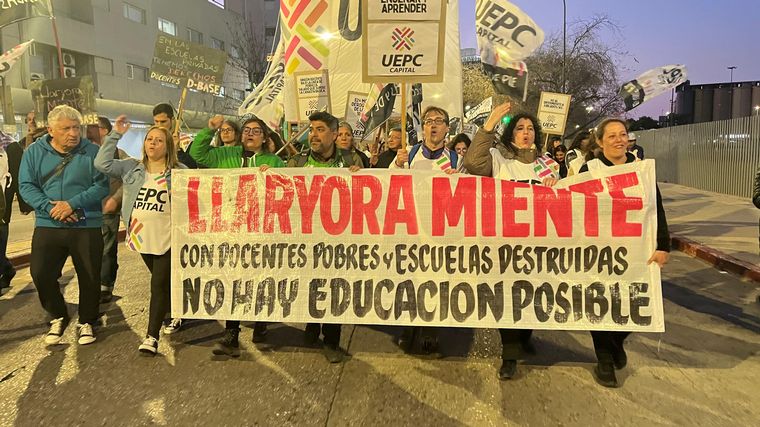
1,250,759,426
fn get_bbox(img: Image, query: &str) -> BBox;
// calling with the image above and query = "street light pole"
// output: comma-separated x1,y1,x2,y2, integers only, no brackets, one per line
727,66,736,119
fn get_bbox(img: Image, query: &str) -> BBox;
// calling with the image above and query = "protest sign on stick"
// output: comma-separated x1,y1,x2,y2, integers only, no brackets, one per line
30,76,97,126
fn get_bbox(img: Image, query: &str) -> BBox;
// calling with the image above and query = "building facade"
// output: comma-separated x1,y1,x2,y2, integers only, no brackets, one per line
672,80,760,125
0,0,279,133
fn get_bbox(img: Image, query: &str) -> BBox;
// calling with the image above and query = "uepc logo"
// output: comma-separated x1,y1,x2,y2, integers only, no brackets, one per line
382,26,422,71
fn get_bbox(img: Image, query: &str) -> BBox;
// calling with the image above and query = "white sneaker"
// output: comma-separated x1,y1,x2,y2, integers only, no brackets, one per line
45,317,67,345
77,323,96,345
163,318,182,335
138,336,159,356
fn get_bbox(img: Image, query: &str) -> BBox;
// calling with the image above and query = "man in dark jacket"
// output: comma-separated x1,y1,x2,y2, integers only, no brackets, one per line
0,134,33,293
288,111,361,363
19,105,109,345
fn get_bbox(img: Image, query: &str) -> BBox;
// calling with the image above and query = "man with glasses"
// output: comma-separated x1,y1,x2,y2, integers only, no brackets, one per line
389,106,461,174
388,106,461,355
189,115,285,357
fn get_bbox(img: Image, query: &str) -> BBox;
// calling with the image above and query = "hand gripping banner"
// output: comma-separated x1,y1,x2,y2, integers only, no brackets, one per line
171,161,664,332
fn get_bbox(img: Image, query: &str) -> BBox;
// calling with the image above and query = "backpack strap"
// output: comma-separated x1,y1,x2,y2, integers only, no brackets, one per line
41,153,74,186
408,143,422,165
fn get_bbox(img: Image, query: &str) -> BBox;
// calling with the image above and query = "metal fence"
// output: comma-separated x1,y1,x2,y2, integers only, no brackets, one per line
636,116,760,198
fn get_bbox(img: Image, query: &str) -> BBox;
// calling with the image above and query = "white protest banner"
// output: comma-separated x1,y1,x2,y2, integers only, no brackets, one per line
619,65,688,111
464,96,492,124
0,39,34,78
363,0,446,83
238,40,285,129
537,92,572,135
171,161,664,332
295,69,331,122
475,0,544,65
344,91,368,139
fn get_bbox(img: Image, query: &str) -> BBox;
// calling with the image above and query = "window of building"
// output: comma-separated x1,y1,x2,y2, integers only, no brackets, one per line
208,0,225,8
232,88,245,101
188,28,203,44
211,37,225,51
230,45,241,60
126,63,148,82
94,57,114,75
158,17,177,36
123,2,145,24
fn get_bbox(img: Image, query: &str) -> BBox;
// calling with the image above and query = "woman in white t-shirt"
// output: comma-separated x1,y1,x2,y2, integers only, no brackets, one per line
464,102,561,381
95,115,186,356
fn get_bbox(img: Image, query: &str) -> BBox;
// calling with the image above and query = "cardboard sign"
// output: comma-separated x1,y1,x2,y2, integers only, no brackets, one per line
30,76,97,126
170,161,664,332
344,91,369,139
537,92,572,135
363,0,447,83
150,33,227,95
295,69,331,122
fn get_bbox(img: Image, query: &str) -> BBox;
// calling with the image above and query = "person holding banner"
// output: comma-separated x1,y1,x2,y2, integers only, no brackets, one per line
95,115,186,356
578,118,670,388
19,105,110,346
287,111,361,363
337,122,370,168
390,107,461,174
464,102,559,380
188,114,285,356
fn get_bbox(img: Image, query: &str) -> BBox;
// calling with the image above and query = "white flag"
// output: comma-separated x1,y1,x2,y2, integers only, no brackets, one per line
0,40,34,78
475,0,544,66
238,41,285,129
619,65,688,111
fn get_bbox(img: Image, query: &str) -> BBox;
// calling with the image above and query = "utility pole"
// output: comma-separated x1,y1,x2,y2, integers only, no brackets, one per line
727,66,736,119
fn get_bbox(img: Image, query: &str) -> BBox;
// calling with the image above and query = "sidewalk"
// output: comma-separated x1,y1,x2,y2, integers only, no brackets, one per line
660,183,760,282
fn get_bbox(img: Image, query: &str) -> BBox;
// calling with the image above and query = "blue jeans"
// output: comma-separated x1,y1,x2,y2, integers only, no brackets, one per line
101,214,120,288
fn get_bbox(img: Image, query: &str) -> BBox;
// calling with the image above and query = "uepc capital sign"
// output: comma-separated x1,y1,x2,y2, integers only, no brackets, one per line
363,0,446,83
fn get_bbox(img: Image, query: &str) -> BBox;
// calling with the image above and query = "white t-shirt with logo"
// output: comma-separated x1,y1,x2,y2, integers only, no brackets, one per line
127,172,171,255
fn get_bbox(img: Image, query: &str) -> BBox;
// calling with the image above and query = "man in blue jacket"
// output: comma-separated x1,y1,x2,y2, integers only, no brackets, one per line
19,105,109,346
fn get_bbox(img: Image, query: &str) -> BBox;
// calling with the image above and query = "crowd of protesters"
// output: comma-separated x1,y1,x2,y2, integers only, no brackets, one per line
0,100,669,388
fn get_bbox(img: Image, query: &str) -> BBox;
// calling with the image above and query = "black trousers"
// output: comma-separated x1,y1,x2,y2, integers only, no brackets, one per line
141,251,172,339
306,323,341,347
30,227,102,325
499,329,533,360
590,331,630,364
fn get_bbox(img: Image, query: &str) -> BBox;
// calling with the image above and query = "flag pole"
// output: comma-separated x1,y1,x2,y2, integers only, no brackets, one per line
400,83,407,150
46,1,65,78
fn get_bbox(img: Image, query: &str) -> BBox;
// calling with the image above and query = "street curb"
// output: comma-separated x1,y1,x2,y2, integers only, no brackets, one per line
8,229,127,270
671,235,760,283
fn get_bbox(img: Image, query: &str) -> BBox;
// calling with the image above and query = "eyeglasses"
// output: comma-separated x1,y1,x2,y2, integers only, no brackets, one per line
242,127,263,135
423,118,446,126
220,128,235,134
